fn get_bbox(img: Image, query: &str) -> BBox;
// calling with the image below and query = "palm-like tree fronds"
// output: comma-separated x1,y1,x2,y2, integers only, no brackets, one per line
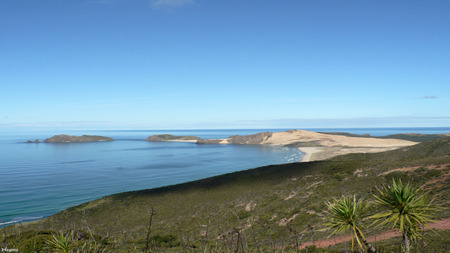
324,195,372,251
46,231,77,253
371,179,436,232
371,179,438,253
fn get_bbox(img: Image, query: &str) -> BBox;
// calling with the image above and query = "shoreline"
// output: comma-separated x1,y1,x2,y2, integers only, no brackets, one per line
298,147,322,162
298,146,406,162
166,139,198,143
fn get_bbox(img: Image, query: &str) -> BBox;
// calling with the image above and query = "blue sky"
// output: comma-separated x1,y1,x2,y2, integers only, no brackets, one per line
1,0,449,130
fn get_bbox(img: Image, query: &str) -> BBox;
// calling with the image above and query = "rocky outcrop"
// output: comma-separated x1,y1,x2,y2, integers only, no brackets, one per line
43,135,114,143
26,139,40,143
228,132,272,145
145,134,202,142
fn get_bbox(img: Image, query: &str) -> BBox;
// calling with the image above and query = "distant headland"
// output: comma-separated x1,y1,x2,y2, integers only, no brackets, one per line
144,134,201,142
145,129,449,162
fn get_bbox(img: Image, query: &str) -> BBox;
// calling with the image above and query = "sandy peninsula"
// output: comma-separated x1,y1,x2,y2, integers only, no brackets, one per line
259,130,418,162
204,130,418,162
146,130,419,162
251,130,417,162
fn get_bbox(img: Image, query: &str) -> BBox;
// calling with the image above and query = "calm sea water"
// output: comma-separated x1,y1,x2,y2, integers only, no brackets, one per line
1,127,449,226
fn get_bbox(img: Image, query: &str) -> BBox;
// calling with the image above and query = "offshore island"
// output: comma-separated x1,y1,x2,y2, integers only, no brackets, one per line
42,134,114,143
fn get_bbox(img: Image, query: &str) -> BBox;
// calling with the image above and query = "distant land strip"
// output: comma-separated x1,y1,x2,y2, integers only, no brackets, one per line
146,129,426,162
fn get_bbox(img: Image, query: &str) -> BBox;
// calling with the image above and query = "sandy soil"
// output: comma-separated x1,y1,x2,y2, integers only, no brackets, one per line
262,130,416,162
297,217,450,249
297,147,323,162
298,146,401,162
379,163,450,176
266,130,416,147
166,139,198,143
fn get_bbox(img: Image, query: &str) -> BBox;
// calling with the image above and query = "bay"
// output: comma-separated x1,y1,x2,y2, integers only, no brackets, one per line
1,127,449,226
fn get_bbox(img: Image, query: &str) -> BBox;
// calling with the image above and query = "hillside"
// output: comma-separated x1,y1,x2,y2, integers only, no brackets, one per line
2,138,449,252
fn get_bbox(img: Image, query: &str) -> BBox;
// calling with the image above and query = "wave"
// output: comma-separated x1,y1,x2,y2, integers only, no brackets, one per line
56,159,95,164
0,216,44,227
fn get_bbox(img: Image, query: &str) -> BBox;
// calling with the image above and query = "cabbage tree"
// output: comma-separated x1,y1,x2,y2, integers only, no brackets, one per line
371,179,437,253
325,195,378,252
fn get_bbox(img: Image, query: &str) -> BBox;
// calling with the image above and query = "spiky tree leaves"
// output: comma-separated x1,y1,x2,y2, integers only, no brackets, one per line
324,195,378,252
371,179,437,253
46,231,77,253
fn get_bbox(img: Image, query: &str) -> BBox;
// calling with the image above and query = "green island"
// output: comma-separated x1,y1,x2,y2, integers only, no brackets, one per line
1,136,449,252
43,135,114,143
145,134,203,142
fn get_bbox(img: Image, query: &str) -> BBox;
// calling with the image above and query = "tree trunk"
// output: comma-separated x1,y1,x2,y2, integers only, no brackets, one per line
403,232,410,253
356,230,378,253
145,207,155,253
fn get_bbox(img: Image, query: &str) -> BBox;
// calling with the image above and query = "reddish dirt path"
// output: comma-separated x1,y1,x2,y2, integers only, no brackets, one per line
298,217,450,249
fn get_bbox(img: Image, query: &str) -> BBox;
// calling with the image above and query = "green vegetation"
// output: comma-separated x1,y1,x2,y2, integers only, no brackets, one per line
324,196,377,252
323,179,438,253
380,133,448,142
46,232,78,253
371,179,438,253
43,135,114,143
325,229,450,253
1,137,449,252
144,134,202,142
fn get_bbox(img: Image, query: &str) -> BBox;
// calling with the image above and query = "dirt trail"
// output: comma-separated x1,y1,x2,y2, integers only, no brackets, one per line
298,217,450,249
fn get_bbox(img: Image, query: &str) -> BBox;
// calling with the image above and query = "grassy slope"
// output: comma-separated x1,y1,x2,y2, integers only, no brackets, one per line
321,131,449,142
2,138,450,252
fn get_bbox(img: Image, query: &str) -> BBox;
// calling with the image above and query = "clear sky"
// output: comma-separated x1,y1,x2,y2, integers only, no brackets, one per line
1,0,449,130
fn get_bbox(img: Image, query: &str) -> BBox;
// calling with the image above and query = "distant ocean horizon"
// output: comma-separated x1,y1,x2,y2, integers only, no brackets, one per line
1,127,449,227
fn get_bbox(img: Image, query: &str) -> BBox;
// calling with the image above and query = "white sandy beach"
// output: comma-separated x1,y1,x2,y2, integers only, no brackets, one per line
166,139,198,143
297,147,322,162
298,146,404,162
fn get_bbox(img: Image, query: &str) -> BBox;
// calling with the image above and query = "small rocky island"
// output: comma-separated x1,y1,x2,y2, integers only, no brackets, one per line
43,135,114,143
25,139,40,143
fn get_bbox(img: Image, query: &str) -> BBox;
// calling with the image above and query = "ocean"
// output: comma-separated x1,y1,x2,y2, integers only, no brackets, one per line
1,127,449,226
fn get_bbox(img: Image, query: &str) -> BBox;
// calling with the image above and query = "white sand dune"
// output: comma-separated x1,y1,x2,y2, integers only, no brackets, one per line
264,130,416,147
218,130,417,162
